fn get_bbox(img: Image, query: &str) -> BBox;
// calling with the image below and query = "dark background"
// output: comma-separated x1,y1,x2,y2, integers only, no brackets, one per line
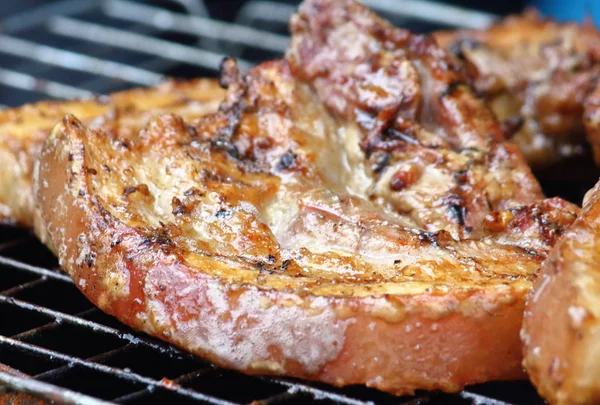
0,0,528,21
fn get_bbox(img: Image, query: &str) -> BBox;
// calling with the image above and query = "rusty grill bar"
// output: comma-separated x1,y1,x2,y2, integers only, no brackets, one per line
0,0,542,404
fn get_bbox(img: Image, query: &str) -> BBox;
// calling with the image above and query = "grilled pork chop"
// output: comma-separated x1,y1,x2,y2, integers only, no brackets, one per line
434,10,600,168
35,0,578,395
522,179,600,405
0,79,224,232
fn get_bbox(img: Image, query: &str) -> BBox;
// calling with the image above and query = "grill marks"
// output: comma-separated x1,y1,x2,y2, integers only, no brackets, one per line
288,0,545,239
34,0,584,395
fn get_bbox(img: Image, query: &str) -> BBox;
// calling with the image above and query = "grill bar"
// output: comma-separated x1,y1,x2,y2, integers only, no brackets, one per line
48,17,253,72
363,0,496,27
235,0,496,27
0,36,163,86
0,335,235,405
0,295,189,357
0,370,112,405
0,277,47,297
0,256,72,283
0,67,93,99
110,369,211,403
104,0,289,53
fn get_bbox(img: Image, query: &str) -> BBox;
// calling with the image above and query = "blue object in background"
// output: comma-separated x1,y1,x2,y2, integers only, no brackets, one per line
531,0,600,25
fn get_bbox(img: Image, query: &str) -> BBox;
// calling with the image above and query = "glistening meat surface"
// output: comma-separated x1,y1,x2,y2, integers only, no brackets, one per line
435,10,600,168
0,79,224,232
35,0,578,395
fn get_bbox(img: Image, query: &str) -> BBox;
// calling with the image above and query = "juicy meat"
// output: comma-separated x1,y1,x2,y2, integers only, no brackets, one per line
0,79,224,232
522,179,600,405
287,0,545,240
36,0,578,396
434,10,600,168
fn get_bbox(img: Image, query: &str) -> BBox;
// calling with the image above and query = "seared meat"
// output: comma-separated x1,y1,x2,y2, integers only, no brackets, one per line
434,10,600,168
522,179,600,405
0,79,224,233
288,0,545,240
36,0,578,395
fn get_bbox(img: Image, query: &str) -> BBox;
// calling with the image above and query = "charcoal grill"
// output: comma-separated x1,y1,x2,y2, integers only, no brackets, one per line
0,0,558,403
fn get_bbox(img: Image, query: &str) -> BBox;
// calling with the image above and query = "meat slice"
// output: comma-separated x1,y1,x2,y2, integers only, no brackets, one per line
287,0,544,240
522,179,600,405
435,10,600,168
36,0,578,396
0,79,224,233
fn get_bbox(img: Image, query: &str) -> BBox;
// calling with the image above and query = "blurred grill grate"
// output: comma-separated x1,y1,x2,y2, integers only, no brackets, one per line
0,0,542,404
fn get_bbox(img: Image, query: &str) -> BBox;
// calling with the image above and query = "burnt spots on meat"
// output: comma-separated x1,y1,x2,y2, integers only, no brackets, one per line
418,231,439,247
371,152,390,174
389,165,420,191
211,137,241,160
454,169,468,184
183,188,205,198
171,197,188,216
439,80,467,99
214,59,248,162
123,186,137,196
276,150,297,171
364,126,415,157
385,127,419,145
102,164,111,173
187,124,199,139
281,259,291,271
141,230,172,248
267,255,276,264
122,184,150,199
449,204,466,226
255,261,273,274
500,116,524,140
215,208,231,219
448,38,483,60
84,252,96,268
86,167,97,175
447,194,468,227
389,172,409,191
78,189,85,197
110,239,122,248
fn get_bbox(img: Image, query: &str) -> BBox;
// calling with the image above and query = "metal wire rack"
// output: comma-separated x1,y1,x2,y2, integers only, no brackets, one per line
0,0,543,404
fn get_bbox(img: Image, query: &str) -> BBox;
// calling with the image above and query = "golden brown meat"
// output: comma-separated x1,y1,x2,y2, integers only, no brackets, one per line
434,10,600,168
0,78,224,233
522,179,600,405
35,0,578,395
288,0,546,240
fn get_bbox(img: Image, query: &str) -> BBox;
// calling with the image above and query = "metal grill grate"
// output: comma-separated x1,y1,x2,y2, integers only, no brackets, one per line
0,1,543,404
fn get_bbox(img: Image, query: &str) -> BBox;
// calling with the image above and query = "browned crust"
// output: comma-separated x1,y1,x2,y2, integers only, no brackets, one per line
435,9,600,169
522,180,600,404
37,115,530,395
34,0,579,396
0,78,224,229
